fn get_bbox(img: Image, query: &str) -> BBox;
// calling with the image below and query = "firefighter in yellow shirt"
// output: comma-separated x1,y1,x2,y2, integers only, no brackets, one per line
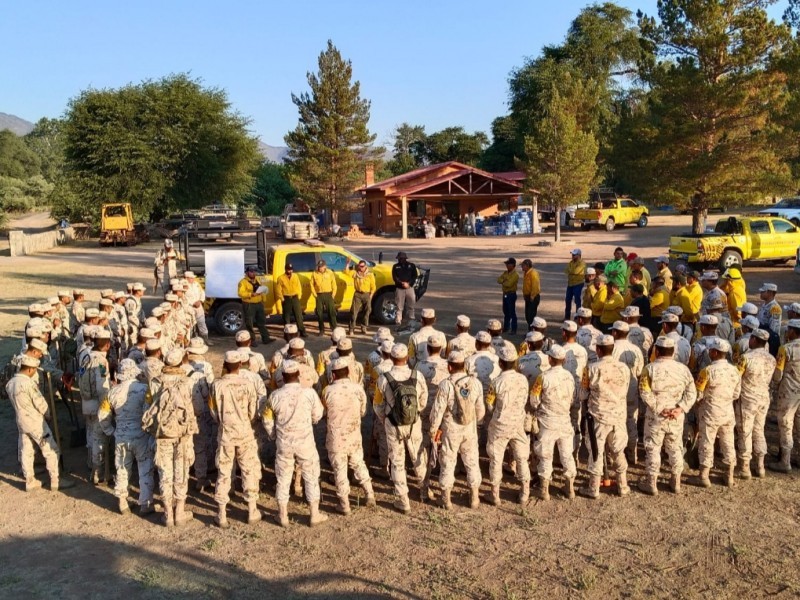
721,268,747,324
600,281,625,330
237,266,272,345
497,257,519,334
311,259,338,336
685,271,703,318
521,258,541,329
348,259,376,335
582,267,598,311
564,249,585,320
649,274,671,322
275,263,307,336
590,275,609,330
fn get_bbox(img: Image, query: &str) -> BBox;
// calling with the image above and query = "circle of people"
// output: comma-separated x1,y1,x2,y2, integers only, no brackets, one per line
6,247,800,529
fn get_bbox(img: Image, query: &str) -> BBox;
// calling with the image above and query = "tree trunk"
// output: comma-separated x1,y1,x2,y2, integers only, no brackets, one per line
691,208,708,235
554,208,562,242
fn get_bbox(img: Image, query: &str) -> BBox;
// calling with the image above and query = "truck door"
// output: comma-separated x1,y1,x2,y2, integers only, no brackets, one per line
771,219,800,258
320,250,355,309
748,220,770,258
283,251,319,313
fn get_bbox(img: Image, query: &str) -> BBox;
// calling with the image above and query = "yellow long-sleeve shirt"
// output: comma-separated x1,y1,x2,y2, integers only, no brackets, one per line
686,282,703,317
238,277,264,304
311,270,337,296
650,285,670,318
352,271,376,294
590,285,608,317
523,268,540,298
276,273,302,302
601,292,625,324
564,260,586,287
675,287,695,323
582,284,597,309
497,270,519,293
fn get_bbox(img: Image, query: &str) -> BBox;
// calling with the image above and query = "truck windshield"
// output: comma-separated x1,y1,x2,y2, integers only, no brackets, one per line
104,206,127,217
287,214,315,223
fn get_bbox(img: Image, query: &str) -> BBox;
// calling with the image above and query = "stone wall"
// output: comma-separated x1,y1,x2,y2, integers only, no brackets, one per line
8,227,75,257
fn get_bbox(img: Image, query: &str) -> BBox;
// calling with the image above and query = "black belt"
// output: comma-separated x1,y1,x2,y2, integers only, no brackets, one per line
283,295,298,299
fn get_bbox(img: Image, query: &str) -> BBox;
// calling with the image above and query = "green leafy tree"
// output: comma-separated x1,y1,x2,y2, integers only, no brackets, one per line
24,118,64,183
384,123,426,176
618,0,793,233
285,40,378,224
61,74,260,222
0,130,40,179
480,115,523,172
522,90,599,242
247,161,298,215
413,126,488,166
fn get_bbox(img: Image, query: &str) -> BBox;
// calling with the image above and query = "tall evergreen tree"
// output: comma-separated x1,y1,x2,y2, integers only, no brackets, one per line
285,40,377,224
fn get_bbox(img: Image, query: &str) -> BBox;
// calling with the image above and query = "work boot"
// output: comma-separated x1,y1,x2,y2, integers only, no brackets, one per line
489,485,501,506
579,476,600,499
317,326,325,337
90,468,100,485
469,487,480,509
361,325,368,335
247,500,262,524
670,474,681,494
309,501,328,527
697,468,711,488
337,496,351,515
534,479,550,501
737,458,752,480
140,501,155,515
215,504,229,529
768,452,791,473
174,500,193,525
348,325,354,336
755,456,766,478
118,497,130,514
565,478,575,500
163,499,175,528
362,481,376,507
617,472,630,496
293,469,303,497
440,488,452,510
420,481,434,503
195,478,208,492
638,475,658,496
393,494,411,514
275,502,289,527
725,464,735,487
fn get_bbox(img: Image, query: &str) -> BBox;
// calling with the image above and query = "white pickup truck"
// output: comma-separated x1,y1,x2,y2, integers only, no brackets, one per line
760,197,800,227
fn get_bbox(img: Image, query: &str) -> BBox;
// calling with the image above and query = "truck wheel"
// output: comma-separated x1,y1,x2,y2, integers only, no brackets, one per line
215,302,244,336
372,290,398,325
605,218,616,231
637,215,648,228
719,250,743,270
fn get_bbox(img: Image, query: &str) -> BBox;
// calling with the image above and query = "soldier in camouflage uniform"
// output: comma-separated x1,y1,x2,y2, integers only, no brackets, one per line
98,359,155,514
691,314,719,374
273,337,319,389
374,344,429,513
236,330,270,383
485,346,531,505
637,337,697,495
575,307,600,363
210,351,262,528
415,333,449,500
315,326,347,388
79,329,112,484
734,316,759,362
735,329,776,479
466,331,501,396
611,321,645,464
530,345,578,501
186,338,215,491
408,308,445,367
579,335,631,499
263,360,327,527
657,313,692,365
144,348,198,527
622,305,653,358
770,319,800,473
428,351,485,510
71,289,86,335
322,358,376,515
694,338,741,487
517,331,550,385
447,314,476,357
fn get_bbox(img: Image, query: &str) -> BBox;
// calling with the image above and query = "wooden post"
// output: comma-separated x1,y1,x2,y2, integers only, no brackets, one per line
532,196,540,236
401,196,408,240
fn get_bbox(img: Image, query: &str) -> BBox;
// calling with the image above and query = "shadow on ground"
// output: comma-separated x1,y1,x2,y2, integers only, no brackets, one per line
0,534,423,599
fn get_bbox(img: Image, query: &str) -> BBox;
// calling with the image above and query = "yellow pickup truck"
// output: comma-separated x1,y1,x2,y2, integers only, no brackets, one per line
668,216,800,269
182,234,430,335
573,190,649,231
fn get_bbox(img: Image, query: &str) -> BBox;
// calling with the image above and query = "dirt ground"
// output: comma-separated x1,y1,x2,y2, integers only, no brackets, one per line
1,212,800,599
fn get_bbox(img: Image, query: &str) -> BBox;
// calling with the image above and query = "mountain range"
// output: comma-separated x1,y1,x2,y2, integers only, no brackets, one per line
1,111,290,163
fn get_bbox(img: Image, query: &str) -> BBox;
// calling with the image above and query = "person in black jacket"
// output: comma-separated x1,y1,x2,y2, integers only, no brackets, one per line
392,252,417,330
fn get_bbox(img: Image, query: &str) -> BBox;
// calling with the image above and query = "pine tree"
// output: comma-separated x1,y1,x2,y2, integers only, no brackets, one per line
285,40,377,224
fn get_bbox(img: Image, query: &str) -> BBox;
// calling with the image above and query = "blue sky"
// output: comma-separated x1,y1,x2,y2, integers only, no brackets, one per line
2,1,789,147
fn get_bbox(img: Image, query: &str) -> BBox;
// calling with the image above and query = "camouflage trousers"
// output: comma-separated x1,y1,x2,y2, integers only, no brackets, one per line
385,419,427,498
275,440,321,504
534,424,576,481
114,434,154,506
85,414,107,471
735,400,768,463
19,429,59,483
487,423,530,485
698,417,735,470
643,412,684,477
193,412,216,481
586,420,628,478
328,445,371,501
438,424,481,490
214,439,261,505
776,391,800,457
154,436,194,503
